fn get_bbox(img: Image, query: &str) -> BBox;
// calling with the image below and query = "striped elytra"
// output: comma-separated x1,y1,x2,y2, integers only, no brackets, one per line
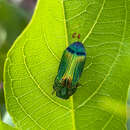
53,42,86,99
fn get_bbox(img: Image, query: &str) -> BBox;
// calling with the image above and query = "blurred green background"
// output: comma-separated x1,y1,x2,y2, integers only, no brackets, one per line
0,0,130,129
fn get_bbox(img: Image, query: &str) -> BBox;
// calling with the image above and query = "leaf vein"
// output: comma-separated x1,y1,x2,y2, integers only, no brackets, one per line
76,0,128,110
82,0,106,43
22,40,70,111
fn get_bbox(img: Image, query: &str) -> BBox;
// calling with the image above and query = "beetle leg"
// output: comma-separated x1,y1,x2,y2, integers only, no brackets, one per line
76,83,83,88
52,89,55,95
68,77,72,88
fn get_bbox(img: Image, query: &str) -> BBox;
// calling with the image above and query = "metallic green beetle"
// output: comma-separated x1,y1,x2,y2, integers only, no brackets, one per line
53,42,86,99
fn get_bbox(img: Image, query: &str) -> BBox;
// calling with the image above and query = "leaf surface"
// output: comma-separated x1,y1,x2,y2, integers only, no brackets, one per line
0,121,17,130
4,0,130,129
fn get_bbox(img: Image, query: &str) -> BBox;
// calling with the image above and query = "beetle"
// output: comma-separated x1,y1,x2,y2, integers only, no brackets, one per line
53,41,86,99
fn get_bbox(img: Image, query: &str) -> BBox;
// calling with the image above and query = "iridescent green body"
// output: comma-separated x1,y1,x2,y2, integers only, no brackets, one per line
53,42,86,99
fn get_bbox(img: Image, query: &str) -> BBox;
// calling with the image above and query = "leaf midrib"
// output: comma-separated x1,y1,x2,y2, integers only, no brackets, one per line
62,0,107,129
62,0,108,129
62,0,76,130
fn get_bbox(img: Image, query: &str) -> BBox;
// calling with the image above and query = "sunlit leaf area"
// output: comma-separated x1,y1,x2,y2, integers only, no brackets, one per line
0,0,130,130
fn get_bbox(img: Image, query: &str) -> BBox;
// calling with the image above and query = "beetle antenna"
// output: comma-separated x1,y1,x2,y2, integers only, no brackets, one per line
72,32,76,38
77,34,80,39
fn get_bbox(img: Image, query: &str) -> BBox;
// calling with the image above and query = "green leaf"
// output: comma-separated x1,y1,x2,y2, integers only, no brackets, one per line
0,121,17,130
4,0,130,129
